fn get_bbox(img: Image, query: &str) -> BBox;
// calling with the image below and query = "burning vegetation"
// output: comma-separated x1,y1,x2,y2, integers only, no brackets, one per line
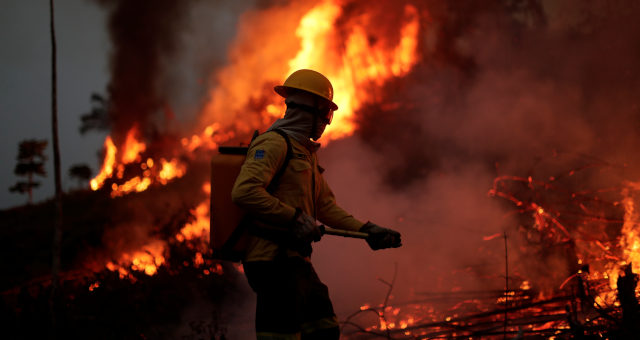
3,0,640,338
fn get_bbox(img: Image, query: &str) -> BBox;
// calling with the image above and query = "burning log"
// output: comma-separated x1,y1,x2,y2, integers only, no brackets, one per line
341,155,640,339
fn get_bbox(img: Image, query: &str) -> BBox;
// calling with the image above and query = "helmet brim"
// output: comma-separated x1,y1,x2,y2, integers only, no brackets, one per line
274,85,339,111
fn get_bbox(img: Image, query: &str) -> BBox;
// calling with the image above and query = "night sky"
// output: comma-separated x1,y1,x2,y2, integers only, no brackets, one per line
0,0,251,210
1,1,114,209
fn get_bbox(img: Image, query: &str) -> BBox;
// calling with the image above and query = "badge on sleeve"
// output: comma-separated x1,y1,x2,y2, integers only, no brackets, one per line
255,150,265,160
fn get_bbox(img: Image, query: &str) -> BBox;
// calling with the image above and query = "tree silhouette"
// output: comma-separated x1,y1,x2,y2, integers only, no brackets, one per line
68,164,92,189
9,140,48,204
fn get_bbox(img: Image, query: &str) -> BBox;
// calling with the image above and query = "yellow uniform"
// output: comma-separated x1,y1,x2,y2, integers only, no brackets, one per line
231,131,364,262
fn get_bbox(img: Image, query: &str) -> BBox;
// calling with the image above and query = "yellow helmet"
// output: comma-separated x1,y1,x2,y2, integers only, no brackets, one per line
274,69,339,111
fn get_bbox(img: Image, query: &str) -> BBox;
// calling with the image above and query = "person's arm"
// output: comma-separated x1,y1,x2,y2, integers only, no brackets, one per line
316,170,402,249
231,133,297,224
315,172,365,231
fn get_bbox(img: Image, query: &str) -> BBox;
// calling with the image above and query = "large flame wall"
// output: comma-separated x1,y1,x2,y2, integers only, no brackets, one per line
86,0,640,333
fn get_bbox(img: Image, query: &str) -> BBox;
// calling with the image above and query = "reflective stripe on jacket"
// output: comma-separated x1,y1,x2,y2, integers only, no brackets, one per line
231,131,364,261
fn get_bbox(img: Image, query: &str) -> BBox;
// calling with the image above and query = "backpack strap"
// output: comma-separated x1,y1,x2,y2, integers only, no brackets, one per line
243,129,295,245
220,129,293,259
266,129,293,194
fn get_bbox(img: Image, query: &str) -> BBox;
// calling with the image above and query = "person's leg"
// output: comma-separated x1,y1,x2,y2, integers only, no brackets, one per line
244,260,302,339
292,258,340,340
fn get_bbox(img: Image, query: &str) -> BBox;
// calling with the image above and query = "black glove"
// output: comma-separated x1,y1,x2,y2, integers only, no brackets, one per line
291,209,323,244
359,221,402,250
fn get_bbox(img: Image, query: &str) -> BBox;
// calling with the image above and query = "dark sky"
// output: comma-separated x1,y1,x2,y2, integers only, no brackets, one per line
0,0,109,209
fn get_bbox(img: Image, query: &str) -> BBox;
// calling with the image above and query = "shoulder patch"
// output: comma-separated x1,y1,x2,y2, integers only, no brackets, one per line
254,150,265,160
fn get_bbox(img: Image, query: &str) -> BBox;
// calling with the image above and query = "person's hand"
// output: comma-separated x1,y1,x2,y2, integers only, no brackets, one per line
292,209,323,244
359,222,402,250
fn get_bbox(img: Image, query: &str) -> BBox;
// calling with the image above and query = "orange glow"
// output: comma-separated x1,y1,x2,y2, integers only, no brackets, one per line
620,185,640,274
285,1,421,142
199,0,420,145
177,200,210,242
202,181,211,194
90,136,116,191
194,252,204,267
109,176,152,198
493,174,640,306
88,281,100,291
158,158,186,184
121,127,146,163
106,240,166,279
94,0,423,283
598,184,640,303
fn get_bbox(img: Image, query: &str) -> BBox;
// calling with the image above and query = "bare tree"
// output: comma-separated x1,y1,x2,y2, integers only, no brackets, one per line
49,0,63,335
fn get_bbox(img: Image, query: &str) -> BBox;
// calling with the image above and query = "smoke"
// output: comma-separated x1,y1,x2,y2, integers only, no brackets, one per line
90,0,640,331
311,0,640,315
94,0,195,144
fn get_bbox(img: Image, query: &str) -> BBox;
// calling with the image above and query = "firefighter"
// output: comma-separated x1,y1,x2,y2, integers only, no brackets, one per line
231,69,402,339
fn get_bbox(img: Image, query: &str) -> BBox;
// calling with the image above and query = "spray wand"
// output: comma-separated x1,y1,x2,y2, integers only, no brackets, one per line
320,225,368,239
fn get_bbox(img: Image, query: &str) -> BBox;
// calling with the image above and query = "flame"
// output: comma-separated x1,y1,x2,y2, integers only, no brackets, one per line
492,173,640,306
88,281,100,291
158,158,186,184
620,185,640,274
121,126,146,163
90,127,187,197
284,1,420,142
92,0,422,282
92,0,421,197
90,136,116,190
199,0,420,145
176,200,210,242
110,176,152,198
599,184,640,302
103,183,212,278
106,239,166,279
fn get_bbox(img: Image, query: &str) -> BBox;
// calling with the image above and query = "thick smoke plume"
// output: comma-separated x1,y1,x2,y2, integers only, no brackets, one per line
96,0,195,144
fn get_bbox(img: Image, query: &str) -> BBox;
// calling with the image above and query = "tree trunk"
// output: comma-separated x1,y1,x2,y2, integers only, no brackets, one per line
49,0,63,335
27,171,33,205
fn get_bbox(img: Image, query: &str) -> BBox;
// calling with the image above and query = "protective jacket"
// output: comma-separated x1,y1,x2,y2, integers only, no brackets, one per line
231,131,364,262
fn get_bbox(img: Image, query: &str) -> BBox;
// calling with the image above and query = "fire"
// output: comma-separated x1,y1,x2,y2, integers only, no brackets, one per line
199,0,420,145
271,1,421,142
176,200,210,243
620,184,640,274
284,1,420,141
120,126,146,163
109,176,152,198
158,158,186,184
90,136,116,191
491,172,640,307
91,0,422,284
90,127,187,197
103,183,213,279
600,184,640,302
88,281,100,291
106,239,166,279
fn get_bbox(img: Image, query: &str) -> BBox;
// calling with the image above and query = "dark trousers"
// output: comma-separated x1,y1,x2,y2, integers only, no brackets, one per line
244,257,340,339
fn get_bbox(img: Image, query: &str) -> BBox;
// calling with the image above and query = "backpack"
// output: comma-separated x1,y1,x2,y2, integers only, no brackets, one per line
209,129,292,262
